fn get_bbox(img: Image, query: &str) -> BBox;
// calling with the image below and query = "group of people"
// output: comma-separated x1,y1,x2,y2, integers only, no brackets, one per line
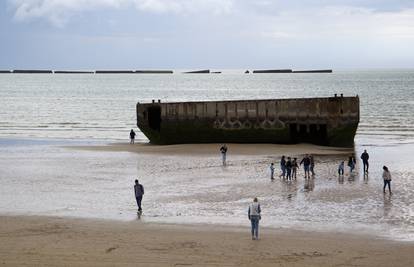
338,150,369,176
256,150,393,240
130,139,393,241
271,154,315,181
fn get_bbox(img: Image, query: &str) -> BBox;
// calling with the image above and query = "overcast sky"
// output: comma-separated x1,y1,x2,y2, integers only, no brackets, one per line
1,0,414,69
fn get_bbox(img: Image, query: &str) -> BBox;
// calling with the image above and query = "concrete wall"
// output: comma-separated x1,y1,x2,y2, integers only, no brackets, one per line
145,97,359,128
136,96,359,146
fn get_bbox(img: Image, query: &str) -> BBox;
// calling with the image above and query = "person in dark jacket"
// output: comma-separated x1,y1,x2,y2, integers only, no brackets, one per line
280,156,286,179
300,154,311,179
292,158,298,179
134,179,144,212
130,129,136,144
286,157,292,180
348,156,356,173
361,150,369,173
220,144,228,166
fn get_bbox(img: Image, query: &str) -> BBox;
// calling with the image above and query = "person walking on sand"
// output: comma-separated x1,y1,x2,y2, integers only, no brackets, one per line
348,156,356,173
270,163,275,181
382,166,392,194
280,155,286,179
134,179,144,213
338,161,345,176
220,144,228,166
248,197,261,240
292,158,298,179
300,154,311,179
361,150,369,173
310,155,315,176
286,157,292,180
129,129,136,144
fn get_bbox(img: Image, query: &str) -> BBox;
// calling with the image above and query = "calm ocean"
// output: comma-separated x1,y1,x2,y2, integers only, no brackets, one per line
0,70,413,241
1,70,413,143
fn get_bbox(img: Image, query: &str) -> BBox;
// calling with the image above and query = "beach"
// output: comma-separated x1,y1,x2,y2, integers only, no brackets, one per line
1,71,414,265
1,215,413,267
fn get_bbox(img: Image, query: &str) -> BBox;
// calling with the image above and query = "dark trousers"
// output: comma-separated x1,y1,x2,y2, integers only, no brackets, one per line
383,180,391,193
250,216,260,238
363,161,369,172
286,168,292,180
136,196,143,211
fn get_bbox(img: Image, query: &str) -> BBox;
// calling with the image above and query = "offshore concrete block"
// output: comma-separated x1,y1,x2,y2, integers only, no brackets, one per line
137,96,359,147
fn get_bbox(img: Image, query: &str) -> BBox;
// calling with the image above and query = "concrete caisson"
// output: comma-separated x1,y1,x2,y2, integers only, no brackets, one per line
136,96,359,147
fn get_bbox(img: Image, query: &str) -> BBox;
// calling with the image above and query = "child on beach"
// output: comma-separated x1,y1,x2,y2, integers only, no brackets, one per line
292,158,298,179
270,163,275,180
338,161,345,176
310,155,315,176
348,156,356,173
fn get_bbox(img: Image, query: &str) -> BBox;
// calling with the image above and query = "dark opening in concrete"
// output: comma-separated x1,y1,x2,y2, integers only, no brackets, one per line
147,106,161,131
289,123,327,145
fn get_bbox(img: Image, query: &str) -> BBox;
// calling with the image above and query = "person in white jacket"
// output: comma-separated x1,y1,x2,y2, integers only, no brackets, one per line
382,166,392,194
248,197,261,240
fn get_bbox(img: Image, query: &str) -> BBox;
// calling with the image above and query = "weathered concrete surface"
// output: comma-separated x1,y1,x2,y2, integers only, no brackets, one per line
134,70,173,74
12,70,53,73
137,96,359,147
54,71,94,74
253,69,292,73
95,70,134,74
292,70,332,73
183,70,210,74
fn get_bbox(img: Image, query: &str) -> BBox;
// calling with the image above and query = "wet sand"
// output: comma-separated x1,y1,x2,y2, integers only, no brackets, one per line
68,142,352,156
1,215,413,267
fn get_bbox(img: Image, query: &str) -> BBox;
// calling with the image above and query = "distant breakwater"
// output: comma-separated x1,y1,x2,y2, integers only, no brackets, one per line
0,69,333,74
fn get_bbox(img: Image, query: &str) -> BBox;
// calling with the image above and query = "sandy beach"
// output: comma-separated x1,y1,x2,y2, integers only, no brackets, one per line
1,215,413,267
1,141,414,266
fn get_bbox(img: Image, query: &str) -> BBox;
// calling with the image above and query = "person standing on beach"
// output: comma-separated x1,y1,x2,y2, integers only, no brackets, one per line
248,197,261,240
310,155,315,176
280,156,286,179
382,166,392,194
220,145,228,166
292,158,298,179
348,156,356,173
130,129,136,144
270,163,275,181
134,179,144,213
286,157,292,180
338,161,345,176
361,150,369,173
300,154,311,179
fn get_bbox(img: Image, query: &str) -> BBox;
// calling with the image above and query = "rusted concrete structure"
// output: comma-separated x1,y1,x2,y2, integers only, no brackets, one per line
136,96,359,147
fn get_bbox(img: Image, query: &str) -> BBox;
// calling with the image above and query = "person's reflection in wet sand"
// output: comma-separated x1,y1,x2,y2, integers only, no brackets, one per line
338,174,344,184
304,178,315,192
363,172,369,184
348,172,356,183
383,193,392,217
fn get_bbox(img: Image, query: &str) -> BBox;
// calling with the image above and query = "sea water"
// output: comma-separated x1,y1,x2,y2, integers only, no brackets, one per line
0,71,413,241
